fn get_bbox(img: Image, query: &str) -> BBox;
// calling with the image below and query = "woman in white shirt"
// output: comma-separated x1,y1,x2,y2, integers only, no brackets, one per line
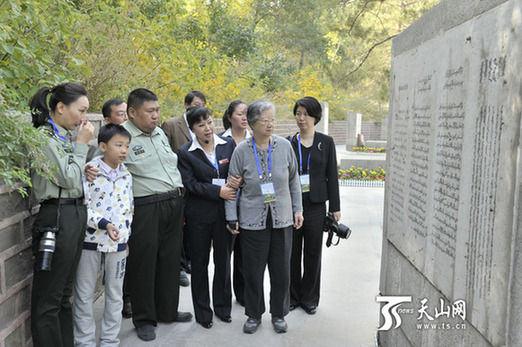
220,100,251,307
221,100,251,145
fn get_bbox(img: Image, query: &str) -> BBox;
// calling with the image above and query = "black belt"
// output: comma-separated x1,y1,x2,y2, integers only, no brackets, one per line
41,197,84,205
134,188,184,206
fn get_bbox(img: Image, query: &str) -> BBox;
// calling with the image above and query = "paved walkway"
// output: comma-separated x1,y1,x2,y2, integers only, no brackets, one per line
93,186,384,346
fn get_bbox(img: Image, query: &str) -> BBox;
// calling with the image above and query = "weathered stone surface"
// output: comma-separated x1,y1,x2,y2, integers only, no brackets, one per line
380,0,521,345
0,192,26,221
4,248,33,289
5,324,23,347
317,101,329,135
346,111,362,149
24,317,31,345
0,224,21,253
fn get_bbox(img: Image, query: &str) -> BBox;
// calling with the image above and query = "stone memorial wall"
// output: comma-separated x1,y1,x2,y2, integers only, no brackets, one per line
379,0,521,346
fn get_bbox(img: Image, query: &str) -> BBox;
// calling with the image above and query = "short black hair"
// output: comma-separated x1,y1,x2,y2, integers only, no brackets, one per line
184,91,206,106
293,96,322,124
98,123,132,144
102,98,125,118
127,88,158,112
222,100,247,130
186,106,212,130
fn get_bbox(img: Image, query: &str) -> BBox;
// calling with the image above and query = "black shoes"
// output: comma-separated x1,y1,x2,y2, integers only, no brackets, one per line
174,311,193,322
289,303,298,311
122,297,132,318
136,325,156,341
180,270,190,287
198,321,213,329
217,315,232,323
301,304,317,315
271,317,288,333
243,317,261,334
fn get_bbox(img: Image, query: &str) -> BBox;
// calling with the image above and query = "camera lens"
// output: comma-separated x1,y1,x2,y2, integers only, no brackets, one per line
337,224,351,239
39,231,56,271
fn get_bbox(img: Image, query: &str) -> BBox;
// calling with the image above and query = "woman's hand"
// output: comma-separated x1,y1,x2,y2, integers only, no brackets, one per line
84,164,99,183
293,212,304,229
227,175,243,189
219,185,237,200
226,221,240,235
332,211,341,222
76,120,94,144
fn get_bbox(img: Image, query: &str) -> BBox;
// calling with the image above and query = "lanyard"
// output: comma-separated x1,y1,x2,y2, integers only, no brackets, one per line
209,152,219,176
297,134,311,175
252,137,272,181
48,118,68,143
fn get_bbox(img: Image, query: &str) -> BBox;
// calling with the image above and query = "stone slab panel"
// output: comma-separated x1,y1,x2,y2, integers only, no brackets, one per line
346,111,362,148
507,132,522,346
393,0,509,56
382,0,521,345
317,101,329,135
378,242,492,347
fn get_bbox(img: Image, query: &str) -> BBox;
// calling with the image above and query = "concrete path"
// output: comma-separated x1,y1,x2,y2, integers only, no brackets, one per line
93,186,384,347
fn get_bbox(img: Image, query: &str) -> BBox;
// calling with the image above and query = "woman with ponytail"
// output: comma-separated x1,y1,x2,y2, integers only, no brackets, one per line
29,82,94,347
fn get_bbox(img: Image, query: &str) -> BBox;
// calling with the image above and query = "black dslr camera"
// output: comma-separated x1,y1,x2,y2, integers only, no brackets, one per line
36,226,58,271
323,213,351,247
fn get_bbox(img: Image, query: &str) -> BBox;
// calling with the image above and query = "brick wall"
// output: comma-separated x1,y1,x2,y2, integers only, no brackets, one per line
361,122,382,141
329,121,348,145
0,185,37,347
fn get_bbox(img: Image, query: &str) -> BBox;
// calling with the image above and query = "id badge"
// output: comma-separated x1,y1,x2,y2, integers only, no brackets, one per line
212,178,226,187
261,182,276,203
300,174,310,193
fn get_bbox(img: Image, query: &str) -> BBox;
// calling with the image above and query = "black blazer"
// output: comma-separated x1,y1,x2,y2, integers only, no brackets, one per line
288,132,340,212
177,136,236,221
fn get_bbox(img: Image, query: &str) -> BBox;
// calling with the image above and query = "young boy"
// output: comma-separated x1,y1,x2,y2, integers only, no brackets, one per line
73,123,133,347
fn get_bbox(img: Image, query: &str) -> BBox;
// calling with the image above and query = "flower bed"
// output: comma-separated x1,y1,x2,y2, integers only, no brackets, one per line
350,146,386,153
338,166,386,181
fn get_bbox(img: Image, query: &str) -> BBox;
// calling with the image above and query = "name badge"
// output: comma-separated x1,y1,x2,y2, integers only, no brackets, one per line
212,178,226,187
300,174,310,193
261,182,276,203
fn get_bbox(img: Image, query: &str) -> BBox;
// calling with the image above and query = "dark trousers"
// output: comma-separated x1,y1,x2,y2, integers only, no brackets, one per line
241,212,292,320
232,234,244,304
290,201,326,307
180,223,190,271
187,214,232,323
31,203,87,347
127,196,183,328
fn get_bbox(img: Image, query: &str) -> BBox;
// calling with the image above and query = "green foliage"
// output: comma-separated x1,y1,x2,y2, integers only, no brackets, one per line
0,111,56,196
0,0,438,194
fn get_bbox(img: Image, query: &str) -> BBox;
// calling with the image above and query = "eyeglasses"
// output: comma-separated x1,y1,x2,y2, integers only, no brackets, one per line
258,119,275,126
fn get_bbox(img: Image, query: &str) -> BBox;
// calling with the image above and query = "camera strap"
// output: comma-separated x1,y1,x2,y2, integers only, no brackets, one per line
55,187,62,230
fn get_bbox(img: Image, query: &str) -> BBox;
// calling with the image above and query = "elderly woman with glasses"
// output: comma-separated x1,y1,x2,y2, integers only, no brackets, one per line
225,100,303,334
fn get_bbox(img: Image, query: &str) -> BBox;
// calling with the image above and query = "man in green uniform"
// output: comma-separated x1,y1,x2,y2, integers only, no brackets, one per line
116,88,192,341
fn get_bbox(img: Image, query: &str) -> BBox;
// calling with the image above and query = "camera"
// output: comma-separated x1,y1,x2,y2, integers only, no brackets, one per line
323,213,351,247
37,226,58,271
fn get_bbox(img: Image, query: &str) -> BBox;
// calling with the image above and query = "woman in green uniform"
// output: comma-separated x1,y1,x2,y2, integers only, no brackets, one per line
29,82,94,347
